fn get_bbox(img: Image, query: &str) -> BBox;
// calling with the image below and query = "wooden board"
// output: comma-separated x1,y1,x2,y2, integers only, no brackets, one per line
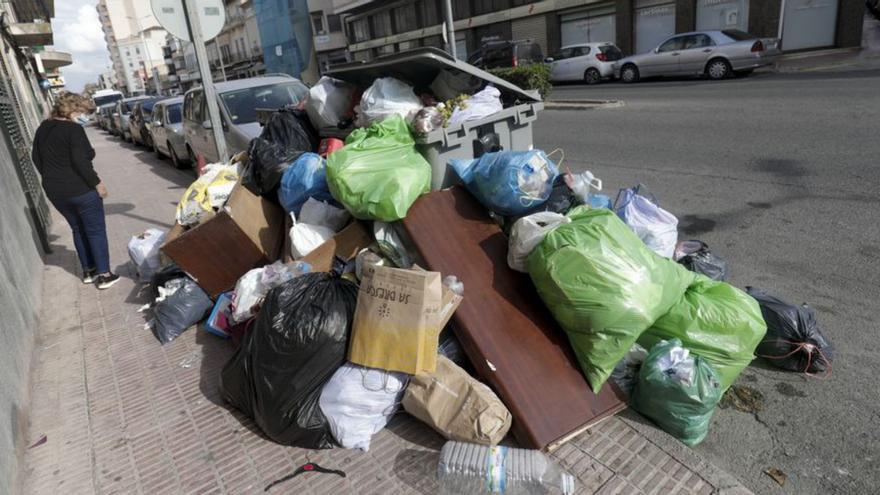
401,187,627,451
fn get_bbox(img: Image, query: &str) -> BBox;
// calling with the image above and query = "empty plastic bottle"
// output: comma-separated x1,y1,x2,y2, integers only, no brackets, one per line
438,441,576,494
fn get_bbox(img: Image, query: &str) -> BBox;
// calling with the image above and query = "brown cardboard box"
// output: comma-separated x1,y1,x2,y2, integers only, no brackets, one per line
161,183,284,297
295,220,372,272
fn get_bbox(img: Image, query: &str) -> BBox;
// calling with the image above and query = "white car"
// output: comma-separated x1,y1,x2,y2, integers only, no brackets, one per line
546,42,624,84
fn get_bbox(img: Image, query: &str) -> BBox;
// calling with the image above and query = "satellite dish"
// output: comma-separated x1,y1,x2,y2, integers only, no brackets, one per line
151,0,226,42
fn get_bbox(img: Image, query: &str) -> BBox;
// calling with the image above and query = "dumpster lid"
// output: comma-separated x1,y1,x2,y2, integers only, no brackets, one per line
327,47,541,103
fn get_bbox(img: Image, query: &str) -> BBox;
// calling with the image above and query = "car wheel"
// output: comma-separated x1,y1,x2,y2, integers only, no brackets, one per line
170,145,185,169
706,58,732,80
584,68,601,85
621,64,639,84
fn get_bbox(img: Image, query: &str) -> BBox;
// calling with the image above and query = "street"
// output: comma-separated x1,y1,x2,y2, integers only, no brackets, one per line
535,69,880,495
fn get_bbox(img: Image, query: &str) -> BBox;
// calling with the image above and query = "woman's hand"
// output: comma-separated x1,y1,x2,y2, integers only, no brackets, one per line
96,183,108,198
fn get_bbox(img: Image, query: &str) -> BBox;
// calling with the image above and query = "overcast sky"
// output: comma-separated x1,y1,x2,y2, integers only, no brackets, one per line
52,0,111,93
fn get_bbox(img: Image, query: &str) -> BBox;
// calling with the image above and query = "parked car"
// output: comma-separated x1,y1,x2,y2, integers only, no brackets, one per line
114,96,151,141
149,97,188,169
182,75,309,163
547,42,624,84
129,97,164,148
97,104,115,131
467,39,544,70
614,30,780,83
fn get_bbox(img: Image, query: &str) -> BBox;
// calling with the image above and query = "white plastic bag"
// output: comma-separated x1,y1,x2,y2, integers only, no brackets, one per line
128,228,167,282
299,197,350,232
447,86,503,128
357,77,423,127
507,212,572,272
616,187,678,258
305,76,355,130
564,171,603,204
289,213,335,259
231,268,266,323
318,363,408,451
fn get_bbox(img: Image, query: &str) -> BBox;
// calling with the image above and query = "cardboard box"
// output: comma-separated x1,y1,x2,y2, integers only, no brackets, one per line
161,183,284,297
294,220,372,272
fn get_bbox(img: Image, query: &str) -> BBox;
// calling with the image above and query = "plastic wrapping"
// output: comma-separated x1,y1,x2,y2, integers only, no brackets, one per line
318,363,407,451
219,273,358,448
373,221,412,268
299,197,350,232
507,212,571,273
305,76,356,131
447,86,503,127
175,164,239,225
243,108,318,196
326,115,431,221
277,153,334,215
528,206,695,392
356,77,423,127
151,278,213,344
128,228,166,282
674,240,729,281
615,185,678,258
639,276,767,391
747,287,833,374
451,150,559,217
610,343,649,398
632,339,721,446
411,106,443,135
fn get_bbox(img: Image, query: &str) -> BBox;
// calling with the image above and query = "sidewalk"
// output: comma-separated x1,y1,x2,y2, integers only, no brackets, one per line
21,128,751,495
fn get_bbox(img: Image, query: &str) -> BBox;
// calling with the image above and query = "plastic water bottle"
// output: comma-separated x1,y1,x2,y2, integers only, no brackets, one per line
438,441,576,494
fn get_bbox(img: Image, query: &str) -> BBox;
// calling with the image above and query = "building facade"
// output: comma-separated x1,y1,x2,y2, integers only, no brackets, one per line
331,0,866,64
97,0,169,95
206,0,267,81
254,0,320,82
307,0,350,72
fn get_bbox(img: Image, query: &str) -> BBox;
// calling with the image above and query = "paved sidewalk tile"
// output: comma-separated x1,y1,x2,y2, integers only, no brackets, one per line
22,129,750,494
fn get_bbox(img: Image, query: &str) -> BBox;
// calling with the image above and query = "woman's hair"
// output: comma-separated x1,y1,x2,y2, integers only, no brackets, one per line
51,92,95,119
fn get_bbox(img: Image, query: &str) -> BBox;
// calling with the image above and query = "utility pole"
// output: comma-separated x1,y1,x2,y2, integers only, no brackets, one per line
443,0,457,59
182,0,228,161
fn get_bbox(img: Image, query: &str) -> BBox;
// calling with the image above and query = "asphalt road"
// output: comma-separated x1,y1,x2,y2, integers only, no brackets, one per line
533,70,880,494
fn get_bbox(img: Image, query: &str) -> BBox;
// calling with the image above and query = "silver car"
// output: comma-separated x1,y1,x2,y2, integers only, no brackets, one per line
114,96,150,141
182,75,309,164
614,30,780,83
149,97,189,169
547,42,624,84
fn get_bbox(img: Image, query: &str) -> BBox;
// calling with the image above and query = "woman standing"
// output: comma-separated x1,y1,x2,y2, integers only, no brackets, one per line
32,92,119,289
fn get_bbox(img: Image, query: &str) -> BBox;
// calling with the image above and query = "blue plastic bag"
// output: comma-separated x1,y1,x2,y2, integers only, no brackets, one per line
451,150,559,216
277,153,335,215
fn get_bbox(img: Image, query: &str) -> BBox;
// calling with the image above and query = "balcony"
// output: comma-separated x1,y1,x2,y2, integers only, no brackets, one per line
10,0,54,22
36,50,72,70
332,0,376,14
9,22,53,46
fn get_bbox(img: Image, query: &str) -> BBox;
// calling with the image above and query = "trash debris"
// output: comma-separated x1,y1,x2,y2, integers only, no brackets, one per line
632,339,722,446
674,240,729,281
289,213,335,259
447,86,503,127
305,76,357,132
615,185,678,258
326,115,431,221
764,467,787,487
243,108,318,196
528,206,694,392
403,356,511,445
127,228,167,282
348,266,443,375
430,69,482,101
507,211,571,273
564,170,603,205
373,221,412,268
220,273,358,448
411,106,443,135
451,150,559,216
28,435,47,449
356,77,422,127
719,384,764,413
747,287,834,375
277,153,334,215
204,292,234,338
265,463,346,492
231,261,307,323
175,163,238,226
299,197,350,232
610,343,649,397
178,351,202,369
639,277,767,391
151,277,213,344
318,137,344,157
438,441,576,494
318,363,408,451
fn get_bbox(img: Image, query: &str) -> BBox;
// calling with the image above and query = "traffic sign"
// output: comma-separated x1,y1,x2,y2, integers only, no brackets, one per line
151,0,225,42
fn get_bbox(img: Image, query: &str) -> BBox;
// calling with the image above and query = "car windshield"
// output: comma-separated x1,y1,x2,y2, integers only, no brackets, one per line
166,104,182,123
94,94,122,107
219,81,308,125
121,101,137,113
599,45,623,61
721,30,756,41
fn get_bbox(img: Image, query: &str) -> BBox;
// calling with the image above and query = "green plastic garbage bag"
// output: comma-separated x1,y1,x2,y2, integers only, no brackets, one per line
639,276,767,392
632,339,722,446
528,206,695,393
326,115,431,221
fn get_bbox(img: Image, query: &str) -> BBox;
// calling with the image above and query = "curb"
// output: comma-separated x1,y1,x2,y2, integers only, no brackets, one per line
544,99,624,110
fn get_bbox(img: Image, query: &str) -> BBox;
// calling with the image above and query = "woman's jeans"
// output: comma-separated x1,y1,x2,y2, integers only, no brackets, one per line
50,190,110,274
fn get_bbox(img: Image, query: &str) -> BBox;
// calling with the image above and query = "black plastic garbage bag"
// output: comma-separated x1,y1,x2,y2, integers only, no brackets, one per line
746,287,833,374
502,175,580,233
149,264,186,300
152,277,213,344
219,272,358,448
242,108,319,196
675,240,729,281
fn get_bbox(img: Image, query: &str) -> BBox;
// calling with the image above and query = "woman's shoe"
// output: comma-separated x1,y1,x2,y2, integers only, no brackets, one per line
95,273,120,290
83,268,97,284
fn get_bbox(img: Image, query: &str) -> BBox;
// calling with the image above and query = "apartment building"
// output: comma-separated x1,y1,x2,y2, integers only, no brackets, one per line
308,0,350,72
96,0,169,95
332,0,866,64
206,0,267,81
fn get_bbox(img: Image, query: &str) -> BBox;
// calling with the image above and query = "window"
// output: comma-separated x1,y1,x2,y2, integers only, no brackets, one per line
166,103,182,124
682,34,714,49
311,11,325,35
351,18,370,42
129,62,134,68
419,1,439,27
372,11,392,38
598,44,624,61
194,93,205,122
136,47,140,54
394,4,417,33
152,105,163,125
219,81,309,125
721,29,754,41
554,48,573,60
570,46,589,57
658,36,686,52
327,14,342,32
